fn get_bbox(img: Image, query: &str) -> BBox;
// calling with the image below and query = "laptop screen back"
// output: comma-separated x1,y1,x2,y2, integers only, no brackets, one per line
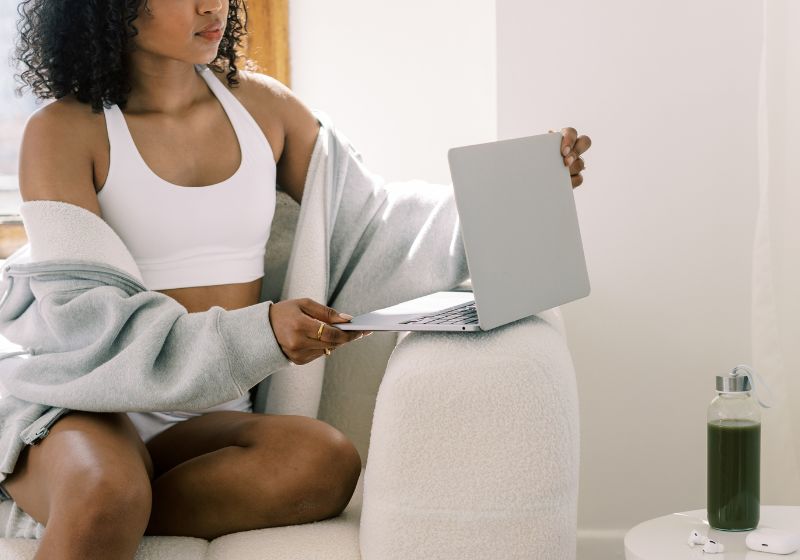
447,132,590,330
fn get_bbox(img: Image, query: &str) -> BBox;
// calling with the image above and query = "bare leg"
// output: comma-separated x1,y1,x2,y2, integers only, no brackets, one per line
2,411,154,560
144,411,362,539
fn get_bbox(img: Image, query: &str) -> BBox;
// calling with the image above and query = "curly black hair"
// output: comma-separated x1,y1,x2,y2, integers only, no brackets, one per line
12,0,253,113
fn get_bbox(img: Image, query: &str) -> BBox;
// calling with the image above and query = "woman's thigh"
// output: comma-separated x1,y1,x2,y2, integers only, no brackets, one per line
144,411,362,534
145,411,360,480
2,411,154,526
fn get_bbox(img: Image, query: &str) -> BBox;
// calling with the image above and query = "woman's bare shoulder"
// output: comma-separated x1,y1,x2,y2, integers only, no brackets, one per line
207,65,289,103
205,66,288,157
18,95,106,218
206,66,320,205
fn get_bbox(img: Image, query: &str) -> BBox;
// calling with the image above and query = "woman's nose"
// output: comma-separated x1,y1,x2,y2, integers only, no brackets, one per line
198,0,223,15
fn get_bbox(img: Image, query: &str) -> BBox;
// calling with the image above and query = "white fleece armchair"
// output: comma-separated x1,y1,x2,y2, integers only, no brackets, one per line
0,191,581,560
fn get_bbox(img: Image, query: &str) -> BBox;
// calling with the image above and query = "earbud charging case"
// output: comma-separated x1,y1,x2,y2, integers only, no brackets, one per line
745,528,800,554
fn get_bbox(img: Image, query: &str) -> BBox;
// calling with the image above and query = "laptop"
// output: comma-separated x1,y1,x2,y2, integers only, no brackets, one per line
334,131,590,332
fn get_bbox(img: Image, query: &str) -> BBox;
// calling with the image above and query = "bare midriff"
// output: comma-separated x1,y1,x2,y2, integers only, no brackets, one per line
156,277,264,313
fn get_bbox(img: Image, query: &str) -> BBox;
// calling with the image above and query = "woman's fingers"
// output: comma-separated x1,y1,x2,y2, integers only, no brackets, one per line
306,324,372,361
569,156,586,176
307,318,369,346
558,130,591,190
294,297,366,344
573,135,592,156
298,297,351,324
560,127,578,156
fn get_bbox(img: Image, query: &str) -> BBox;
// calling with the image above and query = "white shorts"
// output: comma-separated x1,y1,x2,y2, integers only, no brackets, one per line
126,391,253,444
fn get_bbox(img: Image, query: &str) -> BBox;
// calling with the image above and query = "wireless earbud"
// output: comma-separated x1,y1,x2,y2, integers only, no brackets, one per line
688,530,708,546
688,530,725,553
703,539,725,553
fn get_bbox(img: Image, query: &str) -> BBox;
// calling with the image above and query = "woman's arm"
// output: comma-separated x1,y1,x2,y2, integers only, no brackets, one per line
236,71,321,206
275,87,321,205
0,278,290,412
18,97,105,215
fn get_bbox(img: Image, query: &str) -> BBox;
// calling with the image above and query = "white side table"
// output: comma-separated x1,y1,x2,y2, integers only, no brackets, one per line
625,506,800,559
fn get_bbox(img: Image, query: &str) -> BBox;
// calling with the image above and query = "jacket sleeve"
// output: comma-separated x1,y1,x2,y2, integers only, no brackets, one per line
322,122,470,315
0,275,292,412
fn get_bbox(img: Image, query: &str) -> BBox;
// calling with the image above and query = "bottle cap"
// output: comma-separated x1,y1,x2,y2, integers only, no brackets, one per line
716,364,774,408
716,374,751,392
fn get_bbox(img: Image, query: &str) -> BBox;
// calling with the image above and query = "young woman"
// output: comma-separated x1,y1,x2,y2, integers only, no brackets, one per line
5,1,591,558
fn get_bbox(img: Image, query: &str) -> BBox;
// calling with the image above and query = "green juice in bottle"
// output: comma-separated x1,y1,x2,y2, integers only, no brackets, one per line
707,366,766,531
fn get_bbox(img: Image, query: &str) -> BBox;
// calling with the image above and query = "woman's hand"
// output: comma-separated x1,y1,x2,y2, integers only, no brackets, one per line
269,298,372,365
552,127,592,189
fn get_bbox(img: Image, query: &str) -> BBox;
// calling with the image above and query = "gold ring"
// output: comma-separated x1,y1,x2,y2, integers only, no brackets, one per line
315,321,325,340
324,347,332,356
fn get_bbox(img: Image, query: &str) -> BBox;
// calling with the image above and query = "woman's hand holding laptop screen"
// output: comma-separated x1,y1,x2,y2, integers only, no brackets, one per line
553,126,592,189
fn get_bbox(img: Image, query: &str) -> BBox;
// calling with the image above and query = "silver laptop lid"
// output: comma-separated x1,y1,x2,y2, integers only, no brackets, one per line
447,132,590,330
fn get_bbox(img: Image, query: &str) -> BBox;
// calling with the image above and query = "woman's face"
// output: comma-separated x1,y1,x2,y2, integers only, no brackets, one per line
130,0,228,65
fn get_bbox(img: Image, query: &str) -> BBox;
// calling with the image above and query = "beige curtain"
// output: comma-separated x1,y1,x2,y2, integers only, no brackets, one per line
752,0,800,503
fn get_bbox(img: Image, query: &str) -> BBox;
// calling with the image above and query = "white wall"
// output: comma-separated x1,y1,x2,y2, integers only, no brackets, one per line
289,0,497,185
290,1,764,559
497,1,763,557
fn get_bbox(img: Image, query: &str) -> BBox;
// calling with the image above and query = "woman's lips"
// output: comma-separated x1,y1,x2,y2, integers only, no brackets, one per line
195,28,222,41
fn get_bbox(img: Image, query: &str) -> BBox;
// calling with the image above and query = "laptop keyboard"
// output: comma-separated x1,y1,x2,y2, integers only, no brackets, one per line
398,300,478,325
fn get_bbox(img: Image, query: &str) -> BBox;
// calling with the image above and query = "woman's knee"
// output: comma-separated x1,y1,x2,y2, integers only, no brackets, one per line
48,414,152,518
5,411,153,528
55,460,152,521
247,416,362,519
309,431,361,517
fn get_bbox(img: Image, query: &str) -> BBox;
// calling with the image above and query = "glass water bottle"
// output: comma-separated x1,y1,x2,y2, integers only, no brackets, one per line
707,365,767,531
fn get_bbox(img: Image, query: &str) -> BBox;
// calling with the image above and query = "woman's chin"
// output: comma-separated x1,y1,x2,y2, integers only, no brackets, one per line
202,50,223,65
182,51,220,66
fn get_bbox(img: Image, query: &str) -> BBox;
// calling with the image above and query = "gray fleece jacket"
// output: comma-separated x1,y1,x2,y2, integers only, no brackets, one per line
0,109,469,484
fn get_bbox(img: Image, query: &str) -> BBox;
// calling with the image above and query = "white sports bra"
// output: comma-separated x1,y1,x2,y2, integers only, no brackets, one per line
97,63,276,290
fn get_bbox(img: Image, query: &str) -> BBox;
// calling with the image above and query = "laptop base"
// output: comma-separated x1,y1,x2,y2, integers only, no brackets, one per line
332,291,483,332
